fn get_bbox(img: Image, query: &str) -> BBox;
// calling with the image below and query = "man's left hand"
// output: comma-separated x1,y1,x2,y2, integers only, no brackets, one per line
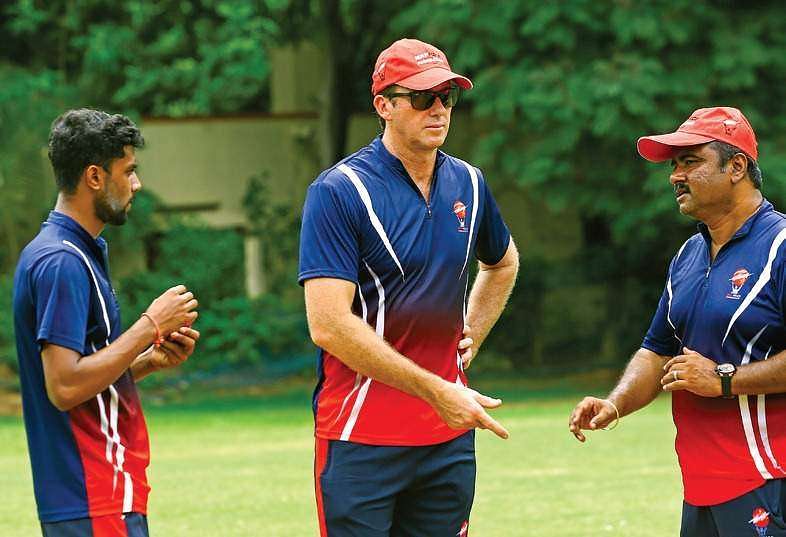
458,324,475,369
148,326,200,370
661,347,722,397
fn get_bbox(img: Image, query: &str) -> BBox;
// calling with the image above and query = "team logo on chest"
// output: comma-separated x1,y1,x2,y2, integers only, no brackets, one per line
749,507,770,536
453,201,468,233
726,268,753,300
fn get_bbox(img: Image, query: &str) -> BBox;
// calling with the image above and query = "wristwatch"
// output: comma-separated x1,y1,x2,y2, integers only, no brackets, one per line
715,363,737,399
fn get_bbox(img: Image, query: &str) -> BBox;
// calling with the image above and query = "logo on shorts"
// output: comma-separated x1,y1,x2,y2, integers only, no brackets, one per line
457,520,469,536
750,507,770,536
453,201,468,232
727,268,753,299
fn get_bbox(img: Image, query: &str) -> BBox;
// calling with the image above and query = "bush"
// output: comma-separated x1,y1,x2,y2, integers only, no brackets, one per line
115,222,311,377
0,274,16,375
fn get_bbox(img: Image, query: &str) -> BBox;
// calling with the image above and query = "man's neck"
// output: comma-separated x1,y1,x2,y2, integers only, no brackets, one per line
703,192,764,252
381,131,438,192
54,194,104,238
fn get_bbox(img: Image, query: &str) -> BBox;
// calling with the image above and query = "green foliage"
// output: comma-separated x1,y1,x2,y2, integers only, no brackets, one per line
393,1,786,247
390,1,786,368
0,64,74,273
114,218,310,376
2,0,281,117
242,174,302,298
0,275,15,374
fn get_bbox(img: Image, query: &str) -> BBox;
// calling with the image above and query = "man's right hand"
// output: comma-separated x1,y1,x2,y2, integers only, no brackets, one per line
145,285,199,336
431,382,509,439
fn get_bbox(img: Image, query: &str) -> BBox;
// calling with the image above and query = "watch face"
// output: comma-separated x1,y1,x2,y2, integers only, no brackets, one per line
717,363,736,375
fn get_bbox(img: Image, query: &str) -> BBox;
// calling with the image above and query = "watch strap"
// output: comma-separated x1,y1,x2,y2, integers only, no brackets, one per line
721,374,733,398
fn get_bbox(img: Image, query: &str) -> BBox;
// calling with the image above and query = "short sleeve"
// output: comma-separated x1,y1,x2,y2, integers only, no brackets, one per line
775,242,786,319
475,174,511,265
641,259,681,357
298,179,362,285
33,252,90,353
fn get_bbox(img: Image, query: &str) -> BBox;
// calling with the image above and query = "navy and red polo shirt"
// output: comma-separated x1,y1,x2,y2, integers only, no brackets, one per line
13,211,150,522
643,199,786,506
298,136,511,446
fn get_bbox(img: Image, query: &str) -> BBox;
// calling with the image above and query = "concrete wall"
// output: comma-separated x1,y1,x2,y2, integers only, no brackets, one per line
139,114,322,228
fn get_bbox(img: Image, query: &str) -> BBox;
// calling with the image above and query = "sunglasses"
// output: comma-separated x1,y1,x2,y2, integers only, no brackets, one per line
383,85,461,111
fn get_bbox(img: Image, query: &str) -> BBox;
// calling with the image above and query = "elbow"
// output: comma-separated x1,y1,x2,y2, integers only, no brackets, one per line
309,324,336,350
46,385,79,412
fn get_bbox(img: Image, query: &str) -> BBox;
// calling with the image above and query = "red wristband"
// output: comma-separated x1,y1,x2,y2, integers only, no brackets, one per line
141,313,164,348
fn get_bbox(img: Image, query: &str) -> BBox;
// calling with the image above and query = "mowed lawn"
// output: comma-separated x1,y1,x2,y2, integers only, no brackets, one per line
0,378,682,536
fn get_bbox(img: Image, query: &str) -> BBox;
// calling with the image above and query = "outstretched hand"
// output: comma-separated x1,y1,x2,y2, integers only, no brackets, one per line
568,397,618,442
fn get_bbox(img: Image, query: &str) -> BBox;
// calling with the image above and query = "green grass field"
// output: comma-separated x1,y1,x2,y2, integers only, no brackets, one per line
0,377,682,536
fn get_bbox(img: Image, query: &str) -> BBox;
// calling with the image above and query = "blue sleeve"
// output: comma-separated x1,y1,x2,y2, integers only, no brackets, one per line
32,252,90,354
298,179,361,285
775,241,786,319
475,173,511,265
641,259,680,357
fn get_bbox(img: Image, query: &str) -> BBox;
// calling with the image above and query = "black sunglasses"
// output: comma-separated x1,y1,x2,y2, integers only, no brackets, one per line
383,85,461,111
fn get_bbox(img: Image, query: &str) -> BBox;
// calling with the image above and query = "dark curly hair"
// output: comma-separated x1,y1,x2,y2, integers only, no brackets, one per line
48,109,145,194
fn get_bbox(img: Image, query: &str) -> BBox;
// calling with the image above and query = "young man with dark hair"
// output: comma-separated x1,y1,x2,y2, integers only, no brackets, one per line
300,39,518,536
14,108,200,537
569,106,786,536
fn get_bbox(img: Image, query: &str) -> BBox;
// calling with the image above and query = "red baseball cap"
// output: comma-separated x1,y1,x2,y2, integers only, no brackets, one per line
637,106,758,162
371,38,473,95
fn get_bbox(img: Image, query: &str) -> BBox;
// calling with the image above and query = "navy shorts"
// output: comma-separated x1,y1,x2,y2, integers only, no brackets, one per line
315,431,476,537
41,513,148,537
682,479,786,536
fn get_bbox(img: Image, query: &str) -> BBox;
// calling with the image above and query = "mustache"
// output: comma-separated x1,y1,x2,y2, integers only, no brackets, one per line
674,182,690,196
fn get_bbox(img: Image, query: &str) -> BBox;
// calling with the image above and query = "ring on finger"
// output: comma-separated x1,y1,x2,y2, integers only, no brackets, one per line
673,370,679,382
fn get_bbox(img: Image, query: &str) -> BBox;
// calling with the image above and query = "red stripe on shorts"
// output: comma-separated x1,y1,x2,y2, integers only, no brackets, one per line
315,438,330,537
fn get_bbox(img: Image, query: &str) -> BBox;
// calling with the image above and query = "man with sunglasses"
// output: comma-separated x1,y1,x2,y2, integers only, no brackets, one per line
299,38,519,536
569,107,786,536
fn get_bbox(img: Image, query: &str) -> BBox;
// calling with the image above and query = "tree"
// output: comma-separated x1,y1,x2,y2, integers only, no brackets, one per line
2,0,280,117
389,0,786,367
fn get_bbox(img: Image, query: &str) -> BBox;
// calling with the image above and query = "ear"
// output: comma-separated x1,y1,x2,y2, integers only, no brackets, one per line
83,164,105,192
728,153,748,185
373,94,393,122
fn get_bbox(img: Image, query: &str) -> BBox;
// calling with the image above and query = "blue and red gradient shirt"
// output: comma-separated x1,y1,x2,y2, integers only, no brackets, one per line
298,137,511,446
643,200,786,506
13,212,150,522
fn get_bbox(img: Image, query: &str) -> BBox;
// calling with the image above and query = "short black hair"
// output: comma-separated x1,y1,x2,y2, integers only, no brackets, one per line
708,140,762,189
48,109,145,194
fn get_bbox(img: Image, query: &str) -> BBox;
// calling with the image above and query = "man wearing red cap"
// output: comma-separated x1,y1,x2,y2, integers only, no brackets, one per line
299,38,518,535
569,106,786,536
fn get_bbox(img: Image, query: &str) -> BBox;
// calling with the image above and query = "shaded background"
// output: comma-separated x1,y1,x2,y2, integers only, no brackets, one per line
3,0,786,390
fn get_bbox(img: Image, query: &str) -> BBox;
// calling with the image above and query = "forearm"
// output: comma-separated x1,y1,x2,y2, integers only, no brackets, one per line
607,348,669,417
129,349,159,382
312,311,448,406
465,243,519,351
46,318,156,409
733,350,786,395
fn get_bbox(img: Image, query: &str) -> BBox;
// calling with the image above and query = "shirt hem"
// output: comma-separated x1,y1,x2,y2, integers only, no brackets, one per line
683,477,767,506
298,270,358,286
315,427,468,446
37,333,85,355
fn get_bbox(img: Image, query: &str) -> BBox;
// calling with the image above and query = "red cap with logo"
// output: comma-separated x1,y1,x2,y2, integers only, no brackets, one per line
637,106,758,162
371,38,473,95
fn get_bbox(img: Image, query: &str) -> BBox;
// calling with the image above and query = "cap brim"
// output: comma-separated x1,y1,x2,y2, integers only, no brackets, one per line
397,67,473,91
637,132,717,162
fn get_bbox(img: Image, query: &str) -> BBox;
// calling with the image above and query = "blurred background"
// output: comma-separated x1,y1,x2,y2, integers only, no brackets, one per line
2,1,786,535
